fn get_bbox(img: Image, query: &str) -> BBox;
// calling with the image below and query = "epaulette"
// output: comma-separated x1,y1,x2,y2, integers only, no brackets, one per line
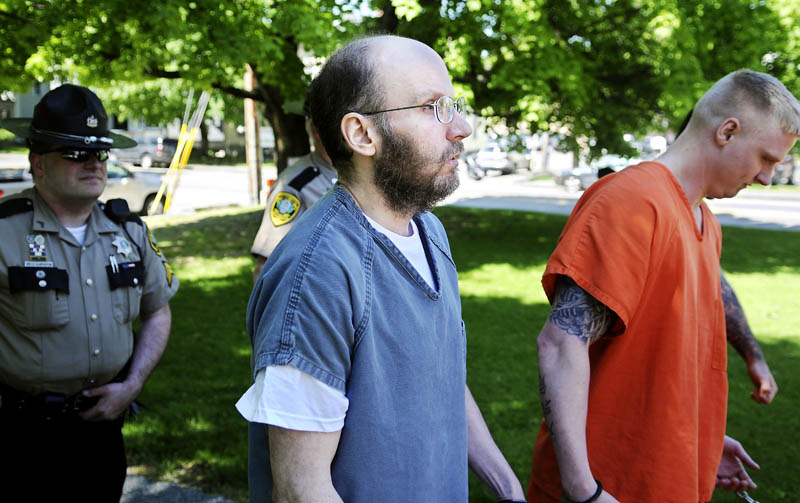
102,198,143,226
288,166,321,191
0,197,33,219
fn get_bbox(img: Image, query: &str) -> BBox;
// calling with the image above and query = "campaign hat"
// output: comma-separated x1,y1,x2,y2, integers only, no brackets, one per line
0,84,136,149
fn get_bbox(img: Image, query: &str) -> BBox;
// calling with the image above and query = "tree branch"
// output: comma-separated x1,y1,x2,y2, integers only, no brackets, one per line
144,68,183,79
211,82,262,101
142,67,262,101
0,8,29,23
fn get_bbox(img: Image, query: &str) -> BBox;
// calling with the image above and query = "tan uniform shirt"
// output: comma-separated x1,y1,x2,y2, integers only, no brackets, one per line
0,188,179,395
251,151,336,259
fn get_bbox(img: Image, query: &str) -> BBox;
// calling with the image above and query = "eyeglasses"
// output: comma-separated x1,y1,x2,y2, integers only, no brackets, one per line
360,96,466,124
44,149,110,163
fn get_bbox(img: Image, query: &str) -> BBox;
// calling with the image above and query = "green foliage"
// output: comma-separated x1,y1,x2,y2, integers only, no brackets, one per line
1,0,798,159
133,205,800,501
393,0,790,158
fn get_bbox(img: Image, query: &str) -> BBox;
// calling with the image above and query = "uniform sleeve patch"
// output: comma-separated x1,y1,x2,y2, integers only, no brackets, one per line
270,192,301,226
163,261,174,287
145,224,162,256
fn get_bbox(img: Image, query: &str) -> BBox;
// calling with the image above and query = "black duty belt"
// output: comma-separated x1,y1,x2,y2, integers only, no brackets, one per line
0,383,98,421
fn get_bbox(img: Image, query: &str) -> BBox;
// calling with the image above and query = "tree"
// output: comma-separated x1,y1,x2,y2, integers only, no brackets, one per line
377,0,789,158
1,0,794,165
0,0,361,171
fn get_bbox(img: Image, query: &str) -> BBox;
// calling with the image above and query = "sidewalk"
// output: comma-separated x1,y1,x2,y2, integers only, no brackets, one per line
122,475,236,503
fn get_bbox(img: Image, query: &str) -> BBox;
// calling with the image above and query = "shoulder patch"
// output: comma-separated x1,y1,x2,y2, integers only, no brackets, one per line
0,198,33,219
270,192,301,226
288,166,321,191
145,224,162,256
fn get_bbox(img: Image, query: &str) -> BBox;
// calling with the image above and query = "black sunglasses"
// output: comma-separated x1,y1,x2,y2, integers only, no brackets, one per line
44,148,110,163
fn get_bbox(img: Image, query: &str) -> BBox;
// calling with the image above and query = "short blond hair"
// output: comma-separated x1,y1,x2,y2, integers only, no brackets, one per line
692,69,800,135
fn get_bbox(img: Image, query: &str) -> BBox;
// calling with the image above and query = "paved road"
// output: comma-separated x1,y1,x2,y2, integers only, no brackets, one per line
122,476,234,503
4,153,799,231
445,170,800,231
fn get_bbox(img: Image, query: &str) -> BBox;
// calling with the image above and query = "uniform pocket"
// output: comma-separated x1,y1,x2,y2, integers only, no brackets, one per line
14,289,71,330
111,285,143,323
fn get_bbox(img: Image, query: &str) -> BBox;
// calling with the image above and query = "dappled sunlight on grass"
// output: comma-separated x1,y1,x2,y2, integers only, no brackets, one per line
487,399,531,415
459,263,547,304
173,256,252,281
235,347,252,357
187,417,215,433
724,272,800,339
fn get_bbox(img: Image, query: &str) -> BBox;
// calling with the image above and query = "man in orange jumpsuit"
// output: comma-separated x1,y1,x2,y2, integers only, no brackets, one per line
529,69,799,503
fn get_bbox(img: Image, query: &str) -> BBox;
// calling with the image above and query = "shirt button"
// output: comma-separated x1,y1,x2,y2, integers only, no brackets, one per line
93,349,101,356
38,280,47,288
35,270,46,279
82,246,86,251
89,379,96,385
90,314,98,321
133,278,139,285
86,278,93,286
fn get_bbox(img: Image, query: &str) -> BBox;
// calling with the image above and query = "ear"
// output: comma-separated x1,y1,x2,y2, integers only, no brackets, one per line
29,152,44,179
715,118,740,146
340,113,378,158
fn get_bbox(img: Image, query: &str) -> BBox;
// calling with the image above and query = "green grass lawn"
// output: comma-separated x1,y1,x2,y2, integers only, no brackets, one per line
134,205,800,502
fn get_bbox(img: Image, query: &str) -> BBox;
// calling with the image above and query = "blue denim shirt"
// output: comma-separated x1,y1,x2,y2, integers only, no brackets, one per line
247,186,468,502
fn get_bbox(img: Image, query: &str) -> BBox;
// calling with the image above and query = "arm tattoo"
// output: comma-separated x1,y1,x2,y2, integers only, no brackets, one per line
720,271,764,361
548,276,616,345
538,372,556,441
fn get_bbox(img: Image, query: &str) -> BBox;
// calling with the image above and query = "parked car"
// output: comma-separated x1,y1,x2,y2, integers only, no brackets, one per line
461,152,486,180
554,166,598,192
111,133,178,168
555,155,641,192
0,167,32,199
103,161,167,215
771,154,799,185
0,160,166,215
471,142,531,175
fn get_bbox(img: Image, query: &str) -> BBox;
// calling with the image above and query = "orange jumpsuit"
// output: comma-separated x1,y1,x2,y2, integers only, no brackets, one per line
528,162,728,503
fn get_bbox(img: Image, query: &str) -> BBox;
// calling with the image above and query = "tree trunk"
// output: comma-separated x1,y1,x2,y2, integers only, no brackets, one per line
200,120,209,155
256,81,309,174
380,0,399,33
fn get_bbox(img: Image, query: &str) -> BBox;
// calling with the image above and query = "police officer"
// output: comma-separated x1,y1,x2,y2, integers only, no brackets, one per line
0,84,179,502
251,101,336,281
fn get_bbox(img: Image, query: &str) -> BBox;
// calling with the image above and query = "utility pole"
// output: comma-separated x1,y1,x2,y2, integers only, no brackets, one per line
244,64,263,204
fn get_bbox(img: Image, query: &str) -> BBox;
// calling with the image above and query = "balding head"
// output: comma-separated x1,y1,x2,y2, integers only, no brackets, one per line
688,69,800,137
307,35,447,182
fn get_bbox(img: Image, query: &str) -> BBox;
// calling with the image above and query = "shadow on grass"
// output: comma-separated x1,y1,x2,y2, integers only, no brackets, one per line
721,226,800,274
718,337,800,502
462,293,547,501
433,206,567,273
124,261,255,501
149,208,264,260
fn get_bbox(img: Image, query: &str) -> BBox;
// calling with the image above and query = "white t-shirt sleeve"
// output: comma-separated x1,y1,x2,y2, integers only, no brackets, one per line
235,365,348,432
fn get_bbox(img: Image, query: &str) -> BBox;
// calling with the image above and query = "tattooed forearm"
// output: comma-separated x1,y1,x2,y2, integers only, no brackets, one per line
720,271,764,362
549,277,616,345
538,372,556,441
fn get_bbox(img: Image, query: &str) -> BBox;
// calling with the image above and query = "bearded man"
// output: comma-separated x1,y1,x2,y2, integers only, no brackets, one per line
236,35,527,503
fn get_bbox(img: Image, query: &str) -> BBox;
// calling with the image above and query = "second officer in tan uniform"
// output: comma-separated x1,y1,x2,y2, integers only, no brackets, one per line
0,84,179,502
251,102,336,281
